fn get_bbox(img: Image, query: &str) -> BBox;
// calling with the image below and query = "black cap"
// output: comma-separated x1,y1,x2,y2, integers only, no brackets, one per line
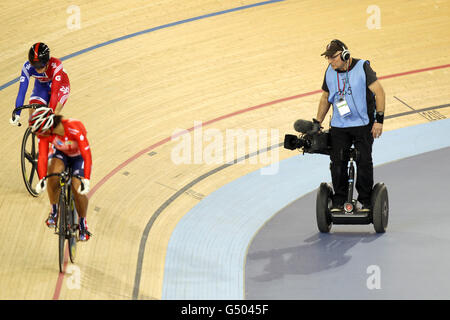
321,39,347,57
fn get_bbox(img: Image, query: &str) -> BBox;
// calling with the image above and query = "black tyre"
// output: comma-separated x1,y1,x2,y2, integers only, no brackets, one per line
21,127,39,197
371,183,389,233
316,183,333,233
68,194,77,263
58,192,67,273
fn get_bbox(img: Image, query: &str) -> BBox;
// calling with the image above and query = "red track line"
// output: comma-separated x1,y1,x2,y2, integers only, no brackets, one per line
378,64,450,80
52,62,450,299
53,244,70,300
88,91,322,197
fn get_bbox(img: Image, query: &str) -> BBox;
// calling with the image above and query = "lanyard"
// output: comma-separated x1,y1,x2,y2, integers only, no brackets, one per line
337,62,352,97
337,72,345,96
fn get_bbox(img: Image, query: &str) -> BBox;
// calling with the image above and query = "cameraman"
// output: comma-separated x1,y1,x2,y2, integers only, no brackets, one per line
315,39,385,212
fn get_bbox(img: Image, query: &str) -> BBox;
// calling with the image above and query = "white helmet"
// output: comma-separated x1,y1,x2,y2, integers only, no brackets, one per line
29,107,55,133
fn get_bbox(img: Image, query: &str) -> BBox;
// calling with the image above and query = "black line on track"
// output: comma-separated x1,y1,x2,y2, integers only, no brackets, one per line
386,102,450,120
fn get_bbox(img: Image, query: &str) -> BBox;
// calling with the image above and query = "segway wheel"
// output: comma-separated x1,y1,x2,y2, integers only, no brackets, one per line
371,183,389,233
316,183,333,233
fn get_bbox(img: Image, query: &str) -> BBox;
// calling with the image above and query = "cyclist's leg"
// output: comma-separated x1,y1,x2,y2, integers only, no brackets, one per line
69,156,88,218
71,178,88,219
69,156,91,240
45,151,67,227
47,151,67,203
28,81,50,117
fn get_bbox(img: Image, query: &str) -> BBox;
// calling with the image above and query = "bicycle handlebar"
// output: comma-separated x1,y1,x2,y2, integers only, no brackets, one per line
11,104,49,127
43,172,85,190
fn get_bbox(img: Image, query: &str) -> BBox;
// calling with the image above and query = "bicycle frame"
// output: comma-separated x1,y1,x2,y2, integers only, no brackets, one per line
43,169,82,272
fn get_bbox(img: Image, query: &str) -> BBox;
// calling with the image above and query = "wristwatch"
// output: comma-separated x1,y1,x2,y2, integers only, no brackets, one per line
375,111,384,124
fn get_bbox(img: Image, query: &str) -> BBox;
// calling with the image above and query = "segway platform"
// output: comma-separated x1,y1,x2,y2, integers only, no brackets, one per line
330,211,371,225
316,182,389,233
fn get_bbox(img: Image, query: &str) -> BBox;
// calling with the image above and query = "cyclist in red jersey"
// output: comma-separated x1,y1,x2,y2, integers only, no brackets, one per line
29,108,92,241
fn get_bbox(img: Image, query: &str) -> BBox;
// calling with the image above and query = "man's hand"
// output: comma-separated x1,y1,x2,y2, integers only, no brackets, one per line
9,114,20,126
308,118,322,135
77,178,90,195
372,122,383,139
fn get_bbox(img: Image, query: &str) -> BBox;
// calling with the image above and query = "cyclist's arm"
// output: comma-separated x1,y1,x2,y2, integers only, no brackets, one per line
54,102,64,115
14,63,31,115
37,137,50,180
48,72,61,111
78,135,92,180
67,120,92,179
48,62,68,112
75,129,92,180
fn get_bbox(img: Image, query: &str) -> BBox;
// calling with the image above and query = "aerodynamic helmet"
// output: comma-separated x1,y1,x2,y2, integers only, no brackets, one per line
29,107,55,134
28,42,50,69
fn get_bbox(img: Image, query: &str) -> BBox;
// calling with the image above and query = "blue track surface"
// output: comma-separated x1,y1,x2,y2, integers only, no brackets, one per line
163,118,450,299
246,145,450,299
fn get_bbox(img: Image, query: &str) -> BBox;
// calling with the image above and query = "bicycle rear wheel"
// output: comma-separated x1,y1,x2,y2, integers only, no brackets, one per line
68,193,77,263
58,192,67,273
21,127,39,197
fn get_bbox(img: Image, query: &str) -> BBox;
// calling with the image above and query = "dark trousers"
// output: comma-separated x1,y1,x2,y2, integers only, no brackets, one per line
329,124,374,206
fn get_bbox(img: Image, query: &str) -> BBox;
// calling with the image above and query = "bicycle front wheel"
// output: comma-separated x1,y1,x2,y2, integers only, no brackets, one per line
21,127,39,197
58,192,67,273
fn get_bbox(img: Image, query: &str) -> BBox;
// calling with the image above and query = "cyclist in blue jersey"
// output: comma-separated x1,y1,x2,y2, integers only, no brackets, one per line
10,42,70,125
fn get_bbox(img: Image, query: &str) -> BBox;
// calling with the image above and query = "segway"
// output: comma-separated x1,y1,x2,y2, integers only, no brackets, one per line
316,147,389,233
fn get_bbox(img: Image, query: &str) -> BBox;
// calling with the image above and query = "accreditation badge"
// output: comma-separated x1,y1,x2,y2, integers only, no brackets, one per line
335,96,351,118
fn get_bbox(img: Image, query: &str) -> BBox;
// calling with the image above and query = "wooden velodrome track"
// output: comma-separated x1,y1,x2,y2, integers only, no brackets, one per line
1,0,449,300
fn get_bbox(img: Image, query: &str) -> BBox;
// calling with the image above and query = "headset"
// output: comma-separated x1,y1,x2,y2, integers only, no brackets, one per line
331,39,350,61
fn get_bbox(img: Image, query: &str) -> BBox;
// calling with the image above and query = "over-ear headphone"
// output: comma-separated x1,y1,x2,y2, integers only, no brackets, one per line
331,39,350,61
